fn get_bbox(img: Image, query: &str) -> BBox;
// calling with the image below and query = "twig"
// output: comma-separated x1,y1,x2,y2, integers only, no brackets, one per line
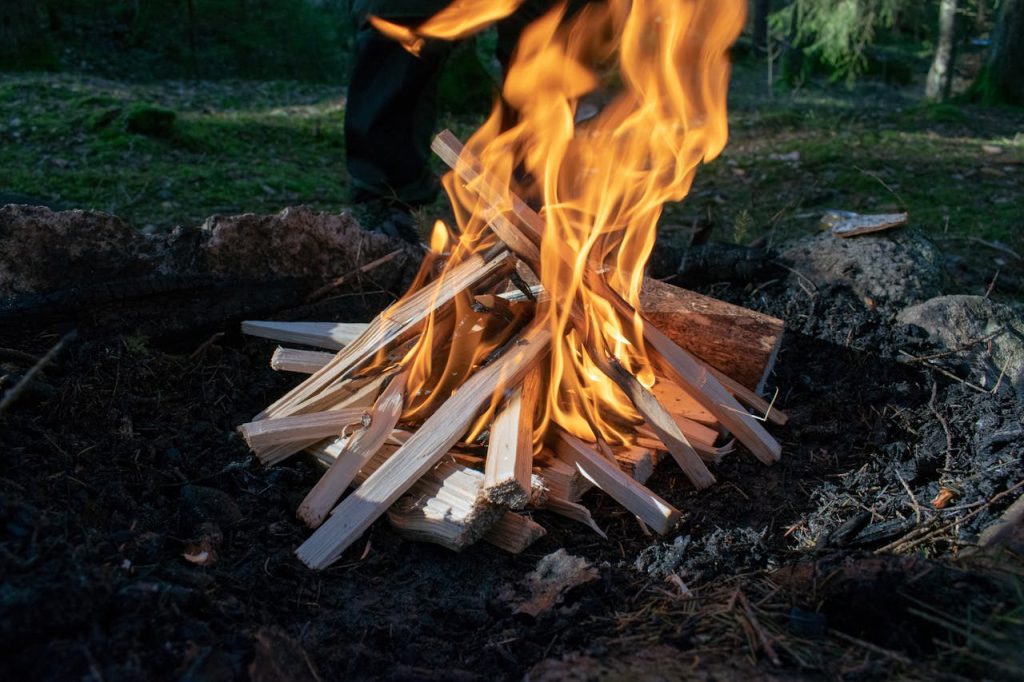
736,590,781,665
896,470,924,524
0,330,76,415
0,348,42,365
304,248,406,303
878,479,1024,554
900,327,1006,363
854,165,907,209
830,629,912,666
897,351,991,394
927,380,954,484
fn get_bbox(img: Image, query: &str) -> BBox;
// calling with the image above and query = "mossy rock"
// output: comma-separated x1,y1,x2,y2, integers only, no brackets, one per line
121,104,177,138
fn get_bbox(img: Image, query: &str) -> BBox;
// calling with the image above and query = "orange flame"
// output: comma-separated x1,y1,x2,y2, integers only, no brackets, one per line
386,0,745,445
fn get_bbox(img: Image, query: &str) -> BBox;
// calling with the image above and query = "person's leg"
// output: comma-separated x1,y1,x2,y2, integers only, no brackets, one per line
345,12,452,209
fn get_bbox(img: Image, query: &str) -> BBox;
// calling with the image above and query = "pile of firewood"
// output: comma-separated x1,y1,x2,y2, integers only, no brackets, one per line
238,131,786,569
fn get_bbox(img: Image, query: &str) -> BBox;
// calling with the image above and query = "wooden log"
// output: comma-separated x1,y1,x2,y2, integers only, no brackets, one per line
297,372,408,528
387,459,504,551
553,430,680,535
257,249,514,421
238,408,367,455
483,367,541,508
483,511,547,553
242,320,366,350
296,325,551,568
598,354,715,489
638,278,783,393
270,347,334,374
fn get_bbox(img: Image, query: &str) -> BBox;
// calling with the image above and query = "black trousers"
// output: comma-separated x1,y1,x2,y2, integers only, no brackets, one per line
344,0,557,206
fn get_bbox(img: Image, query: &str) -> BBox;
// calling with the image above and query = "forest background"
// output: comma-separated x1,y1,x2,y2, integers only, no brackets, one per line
0,0,1021,294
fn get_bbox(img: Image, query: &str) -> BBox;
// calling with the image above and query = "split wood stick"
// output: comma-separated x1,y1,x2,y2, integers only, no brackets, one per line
296,325,552,568
638,317,781,465
270,348,335,374
257,250,514,421
635,434,734,464
483,367,541,508
387,459,504,551
635,409,719,448
483,511,547,553
535,449,591,502
613,445,657,484
297,372,408,528
239,408,368,454
242,320,366,350
700,362,788,426
553,430,680,535
598,355,715,489
257,370,397,466
432,131,541,268
541,495,608,538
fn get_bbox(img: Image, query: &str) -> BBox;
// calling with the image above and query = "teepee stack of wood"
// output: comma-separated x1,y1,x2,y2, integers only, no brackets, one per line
239,131,786,569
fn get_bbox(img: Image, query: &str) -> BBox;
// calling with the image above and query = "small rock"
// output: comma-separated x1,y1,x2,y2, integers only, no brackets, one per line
897,294,1024,395
780,230,944,306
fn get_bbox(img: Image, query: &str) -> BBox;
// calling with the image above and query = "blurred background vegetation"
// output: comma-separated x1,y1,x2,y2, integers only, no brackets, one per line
0,0,1021,269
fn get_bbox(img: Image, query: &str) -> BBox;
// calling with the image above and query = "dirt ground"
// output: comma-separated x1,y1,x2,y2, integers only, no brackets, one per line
1,211,1022,681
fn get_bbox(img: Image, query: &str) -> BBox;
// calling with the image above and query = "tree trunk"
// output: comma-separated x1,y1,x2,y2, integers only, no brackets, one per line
979,0,1024,105
752,0,771,53
926,0,958,101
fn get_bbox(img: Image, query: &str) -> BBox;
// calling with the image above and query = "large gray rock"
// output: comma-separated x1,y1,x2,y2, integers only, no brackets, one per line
780,230,944,306
897,294,1024,395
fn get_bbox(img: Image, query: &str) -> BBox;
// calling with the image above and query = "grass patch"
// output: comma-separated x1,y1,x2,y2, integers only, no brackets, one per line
1,67,1021,255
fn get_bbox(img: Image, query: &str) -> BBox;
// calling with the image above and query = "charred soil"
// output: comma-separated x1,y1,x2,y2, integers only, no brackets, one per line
1,215,1022,681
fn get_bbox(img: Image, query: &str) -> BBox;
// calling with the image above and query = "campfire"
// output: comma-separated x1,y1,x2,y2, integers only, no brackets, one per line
239,0,787,569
